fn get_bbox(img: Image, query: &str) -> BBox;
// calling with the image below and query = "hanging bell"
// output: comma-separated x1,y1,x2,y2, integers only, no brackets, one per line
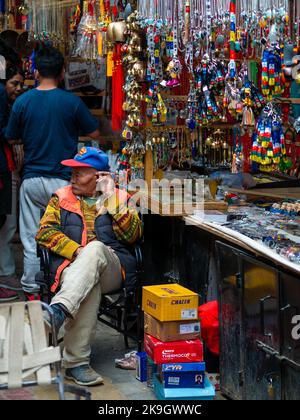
113,21,127,43
107,23,115,43
206,137,213,147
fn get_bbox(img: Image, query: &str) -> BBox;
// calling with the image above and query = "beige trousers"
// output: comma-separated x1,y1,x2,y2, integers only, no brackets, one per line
51,241,122,368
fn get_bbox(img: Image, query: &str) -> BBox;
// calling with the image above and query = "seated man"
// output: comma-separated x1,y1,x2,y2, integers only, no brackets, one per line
36,147,143,386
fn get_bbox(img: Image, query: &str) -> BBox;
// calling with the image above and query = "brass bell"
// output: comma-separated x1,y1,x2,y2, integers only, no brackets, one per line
132,61,145,82
295,71,300,85
113,21,127,43
107,23,115,43
206,137,213,146
131,34,140,44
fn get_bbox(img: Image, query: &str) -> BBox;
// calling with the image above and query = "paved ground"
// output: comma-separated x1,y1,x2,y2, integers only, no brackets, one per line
0,321,155,400
0,240,223,400
1,240,155,400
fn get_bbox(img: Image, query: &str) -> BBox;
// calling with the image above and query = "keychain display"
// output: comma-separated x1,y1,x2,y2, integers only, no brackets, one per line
128,133,146,180
261,48,284,100
250,102,287,171
48,0,298,185
240,64,266,128
74,4,99,60
223,73,243,118
145,82,168,126
194,55,226,126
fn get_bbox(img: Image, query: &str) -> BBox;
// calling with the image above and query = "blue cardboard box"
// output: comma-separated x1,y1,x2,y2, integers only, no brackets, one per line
153,374,215,401
160,362,206,388
136,352,148,382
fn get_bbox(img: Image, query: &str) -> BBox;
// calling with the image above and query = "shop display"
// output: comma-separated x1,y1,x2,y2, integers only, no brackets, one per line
15,0,298,183
111,0,299,182
250,102,287,170
219,201,300,266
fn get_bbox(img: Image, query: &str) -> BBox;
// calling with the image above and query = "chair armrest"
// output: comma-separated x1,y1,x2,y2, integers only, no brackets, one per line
37,245,51,281
134,243,143,273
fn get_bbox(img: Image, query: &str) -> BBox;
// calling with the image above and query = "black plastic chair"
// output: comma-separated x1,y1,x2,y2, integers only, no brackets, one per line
36,243,144,352
97,244,144,351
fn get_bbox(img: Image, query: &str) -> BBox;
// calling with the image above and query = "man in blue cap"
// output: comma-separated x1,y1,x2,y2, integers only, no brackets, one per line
36,147,142,386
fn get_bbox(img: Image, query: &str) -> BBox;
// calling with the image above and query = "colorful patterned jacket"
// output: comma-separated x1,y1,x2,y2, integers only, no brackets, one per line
36,185,143,293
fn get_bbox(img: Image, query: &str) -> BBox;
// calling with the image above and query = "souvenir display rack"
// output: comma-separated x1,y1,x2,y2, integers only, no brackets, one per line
1,0,300,180
112,0,300,186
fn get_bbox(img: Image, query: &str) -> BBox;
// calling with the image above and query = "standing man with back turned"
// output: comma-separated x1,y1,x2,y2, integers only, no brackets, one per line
6,46,101,297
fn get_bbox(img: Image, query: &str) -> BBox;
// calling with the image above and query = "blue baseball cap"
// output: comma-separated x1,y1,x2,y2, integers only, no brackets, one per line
61,147,110,172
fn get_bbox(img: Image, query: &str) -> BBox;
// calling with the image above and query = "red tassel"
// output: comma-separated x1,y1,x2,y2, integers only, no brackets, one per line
241,133,252,173
3,144,16,172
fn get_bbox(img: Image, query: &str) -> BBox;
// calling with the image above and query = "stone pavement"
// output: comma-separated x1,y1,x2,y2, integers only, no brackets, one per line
1,241,155,401
0,322,156,401
0,240,223,401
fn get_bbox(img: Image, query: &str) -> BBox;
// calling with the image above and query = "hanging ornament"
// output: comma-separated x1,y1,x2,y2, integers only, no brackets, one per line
163,57,182,88
240,64,265,129
228,0,237,79
194,55,226,126
251,103,287,172
261,47,284,100
146,82,168,126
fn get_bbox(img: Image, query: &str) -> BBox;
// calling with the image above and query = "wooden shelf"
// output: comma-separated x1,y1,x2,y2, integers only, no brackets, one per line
135,191,228,217
275,98,300,105
24,80,35,87
229,187,300,200
90,109,105,117
74,91,107,97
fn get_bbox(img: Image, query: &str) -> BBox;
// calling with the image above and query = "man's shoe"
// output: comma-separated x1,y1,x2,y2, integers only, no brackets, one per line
65,365,104,386
0,275,22,291
0,287,19,302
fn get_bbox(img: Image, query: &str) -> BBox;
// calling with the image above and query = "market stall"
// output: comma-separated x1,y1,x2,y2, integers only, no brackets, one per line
1,0,300,401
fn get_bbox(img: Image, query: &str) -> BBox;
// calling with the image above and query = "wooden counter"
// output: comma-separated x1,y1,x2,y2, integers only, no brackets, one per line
229,187,300,200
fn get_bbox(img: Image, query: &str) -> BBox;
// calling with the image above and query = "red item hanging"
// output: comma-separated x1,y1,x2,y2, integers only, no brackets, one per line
3,144,16,172
88,1,94,15
112,44,125,132
241,132,252,173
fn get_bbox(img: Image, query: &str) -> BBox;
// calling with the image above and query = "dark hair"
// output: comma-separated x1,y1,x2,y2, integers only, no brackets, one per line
0,39,20,66
35,46,65,79
0,65,24,85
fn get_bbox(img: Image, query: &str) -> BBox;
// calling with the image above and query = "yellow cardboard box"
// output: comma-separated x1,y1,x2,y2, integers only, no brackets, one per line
144,312,201,342
142,284,199,322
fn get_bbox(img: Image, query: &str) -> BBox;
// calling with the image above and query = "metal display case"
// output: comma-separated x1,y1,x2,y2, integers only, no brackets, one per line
216,241,300,400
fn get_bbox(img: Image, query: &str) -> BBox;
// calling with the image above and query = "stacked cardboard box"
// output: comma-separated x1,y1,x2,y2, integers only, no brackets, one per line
142,284,215,400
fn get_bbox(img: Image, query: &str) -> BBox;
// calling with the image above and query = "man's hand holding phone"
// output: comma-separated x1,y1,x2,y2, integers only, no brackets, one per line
96,172,115,196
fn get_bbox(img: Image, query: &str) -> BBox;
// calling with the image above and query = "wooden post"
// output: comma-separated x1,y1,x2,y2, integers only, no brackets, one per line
145,149,154,192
